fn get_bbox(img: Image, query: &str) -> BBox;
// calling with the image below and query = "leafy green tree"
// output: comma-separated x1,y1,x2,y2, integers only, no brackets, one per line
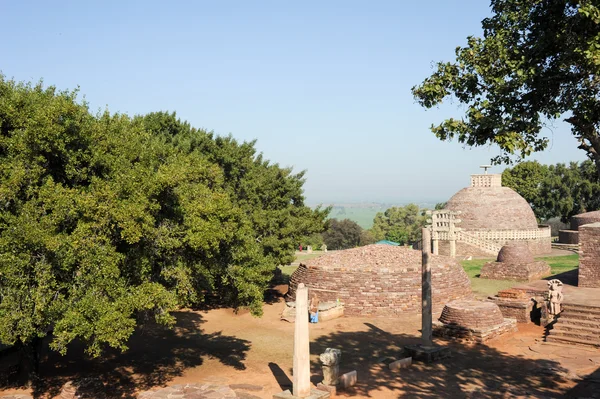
322,219,363,250
370,204,427,245
412,0,600,177
359,229,376,246
0,79,327,381
503,160,600,221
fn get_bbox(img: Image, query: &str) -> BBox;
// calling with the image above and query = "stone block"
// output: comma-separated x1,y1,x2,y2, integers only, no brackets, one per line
338,370,357,389
272,389,330,399
388,357,412,371
404,344,451,363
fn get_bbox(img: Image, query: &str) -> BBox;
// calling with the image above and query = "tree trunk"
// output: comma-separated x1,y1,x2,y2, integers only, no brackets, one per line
16,337,42,387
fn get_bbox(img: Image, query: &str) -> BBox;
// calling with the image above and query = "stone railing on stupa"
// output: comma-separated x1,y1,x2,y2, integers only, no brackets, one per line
437,226,551,256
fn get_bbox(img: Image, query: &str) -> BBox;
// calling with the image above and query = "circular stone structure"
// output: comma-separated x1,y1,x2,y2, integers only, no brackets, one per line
558,210,600,244
439,173,551,257
496,242,535,264
439,300,505,329
571,210,600,230
480,243,550,282
287,244,472,317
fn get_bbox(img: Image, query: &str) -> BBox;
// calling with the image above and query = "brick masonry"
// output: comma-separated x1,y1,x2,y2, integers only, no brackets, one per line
287,249,472,317
480,261,551,282
558,230,579,244
439,300,504,329
579,222,600,288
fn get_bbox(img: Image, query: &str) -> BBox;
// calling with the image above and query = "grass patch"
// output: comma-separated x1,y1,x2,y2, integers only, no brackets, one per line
460,253,579,299
295,251,325,263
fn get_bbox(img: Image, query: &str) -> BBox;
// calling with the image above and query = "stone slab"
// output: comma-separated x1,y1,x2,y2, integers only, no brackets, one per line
389,357,412,371
315,383,336,395
404,344,451,363
338,370,357,389
272,388,330,399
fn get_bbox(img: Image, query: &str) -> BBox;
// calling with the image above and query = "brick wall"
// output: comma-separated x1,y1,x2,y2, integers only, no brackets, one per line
288,258,472,317
579,222,600,288
480,261,551,282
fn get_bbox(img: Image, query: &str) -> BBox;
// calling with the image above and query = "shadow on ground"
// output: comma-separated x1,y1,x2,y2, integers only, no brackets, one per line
310,322,581,398
544,269,578,286
8,311,250,399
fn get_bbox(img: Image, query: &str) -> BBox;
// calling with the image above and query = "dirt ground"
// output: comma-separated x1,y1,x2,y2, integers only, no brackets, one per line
1,285,599,398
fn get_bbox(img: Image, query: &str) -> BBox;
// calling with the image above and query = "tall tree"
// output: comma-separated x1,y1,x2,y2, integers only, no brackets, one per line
412,0,600,177
0,79,327,381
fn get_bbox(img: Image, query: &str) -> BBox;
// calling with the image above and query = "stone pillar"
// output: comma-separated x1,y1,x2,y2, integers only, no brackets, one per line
449,239,456,257
432,234,439,255
579,223,600,288
421,227,433,347
293,283,311,397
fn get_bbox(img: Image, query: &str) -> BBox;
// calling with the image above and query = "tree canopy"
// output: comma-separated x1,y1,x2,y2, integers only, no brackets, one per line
503,160,600,221
0,77,327,370
412,0,600,177
370,204,427,245
322,219,363,250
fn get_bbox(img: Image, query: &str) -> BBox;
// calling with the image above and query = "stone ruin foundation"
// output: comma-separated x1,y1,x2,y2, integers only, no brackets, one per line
488,288,534,324
558,210,600,245
480,243,550,282
433,300,517,343
287,244,472,317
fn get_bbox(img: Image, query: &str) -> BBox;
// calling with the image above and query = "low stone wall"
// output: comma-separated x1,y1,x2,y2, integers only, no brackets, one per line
488,298,533,323
480,261,551,282
288,259,472,317
558,230,579,244
433,318,518,343
579,222,600,288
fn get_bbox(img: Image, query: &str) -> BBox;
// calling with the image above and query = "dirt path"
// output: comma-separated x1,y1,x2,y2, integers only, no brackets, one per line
1,289,599,398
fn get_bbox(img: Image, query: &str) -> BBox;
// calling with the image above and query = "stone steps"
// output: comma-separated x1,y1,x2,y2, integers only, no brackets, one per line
558,310,600,321
562,303,600,313
546,334,600,348
545,303,600,349
557,317,600,329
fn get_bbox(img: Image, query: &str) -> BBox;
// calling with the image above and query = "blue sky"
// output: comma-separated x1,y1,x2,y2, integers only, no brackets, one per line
0,1,587,204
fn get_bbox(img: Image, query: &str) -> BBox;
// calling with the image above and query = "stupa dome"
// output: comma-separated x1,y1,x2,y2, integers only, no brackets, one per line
287,244,472,317
435,173,551,257
444,176,538,231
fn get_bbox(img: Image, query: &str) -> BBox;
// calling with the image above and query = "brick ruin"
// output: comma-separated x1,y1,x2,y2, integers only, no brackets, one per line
433,300,518,343
480,243,551,282
579,222,600,288
439,173,551,257
287,245,472,317
558,210,600,245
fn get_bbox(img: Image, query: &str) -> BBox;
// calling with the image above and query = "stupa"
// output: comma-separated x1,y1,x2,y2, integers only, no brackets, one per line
437,168,551,257
287,244,472,317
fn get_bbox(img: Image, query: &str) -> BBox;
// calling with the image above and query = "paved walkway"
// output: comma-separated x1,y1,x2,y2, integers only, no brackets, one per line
138,382,263,399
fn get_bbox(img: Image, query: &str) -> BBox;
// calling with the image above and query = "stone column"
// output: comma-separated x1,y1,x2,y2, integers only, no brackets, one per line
449,239,456,257
293,283,311,397
432,232,439,255
421,227,433,347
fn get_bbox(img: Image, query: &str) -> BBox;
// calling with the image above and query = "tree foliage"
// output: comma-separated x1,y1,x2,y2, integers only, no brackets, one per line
370,204,427,245
322,219,363,250
0,77,327,369
412,0,600,177
503,160,600,221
